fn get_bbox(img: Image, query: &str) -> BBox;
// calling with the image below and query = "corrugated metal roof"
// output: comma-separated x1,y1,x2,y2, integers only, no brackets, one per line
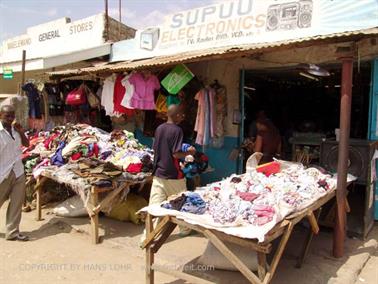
48,27,378,78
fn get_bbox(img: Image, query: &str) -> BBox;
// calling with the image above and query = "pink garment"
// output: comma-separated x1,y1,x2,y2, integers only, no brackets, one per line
194,90,206,145
129,73,160,110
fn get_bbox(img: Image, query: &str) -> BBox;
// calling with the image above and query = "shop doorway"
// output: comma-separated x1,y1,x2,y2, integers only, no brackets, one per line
239,62,375,237
241,62,372,164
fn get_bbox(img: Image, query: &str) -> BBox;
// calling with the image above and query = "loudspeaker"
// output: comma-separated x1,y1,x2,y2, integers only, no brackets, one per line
320,139,377,185
266,5,280,31
320,139,377,239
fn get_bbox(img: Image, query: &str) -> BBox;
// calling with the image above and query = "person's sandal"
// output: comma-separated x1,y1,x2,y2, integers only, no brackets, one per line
6,234,29,242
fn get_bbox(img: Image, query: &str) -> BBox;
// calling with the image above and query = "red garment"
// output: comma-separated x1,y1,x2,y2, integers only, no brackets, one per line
113,74,134,116
43,133,59,149
126,163,143,173
71,152,82,160
93,143,99,157
87,143,99,158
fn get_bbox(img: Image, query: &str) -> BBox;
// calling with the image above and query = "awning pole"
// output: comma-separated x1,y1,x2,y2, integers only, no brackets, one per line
333,56,353,258
20,50,26,95
105,0,109,41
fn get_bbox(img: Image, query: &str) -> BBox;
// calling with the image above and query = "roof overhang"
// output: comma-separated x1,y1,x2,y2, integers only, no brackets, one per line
47,28,378,79
0,44,111,74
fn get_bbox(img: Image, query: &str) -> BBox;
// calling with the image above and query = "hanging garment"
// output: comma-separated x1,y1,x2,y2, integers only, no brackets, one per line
22,83,42,119
113,74,134,117
129,72,160,110
101,74,117,116
203,89,210,146
214,84,227,138
155,93,168,113
120,74,135,109
194,89,206,145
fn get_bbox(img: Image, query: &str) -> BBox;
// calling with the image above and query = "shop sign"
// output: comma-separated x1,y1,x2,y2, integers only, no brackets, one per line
0,14,106,63
112,0,378,62
2,68,13,79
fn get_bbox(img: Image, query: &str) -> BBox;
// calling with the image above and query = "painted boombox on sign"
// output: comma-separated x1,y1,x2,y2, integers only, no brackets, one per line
266,0,313,31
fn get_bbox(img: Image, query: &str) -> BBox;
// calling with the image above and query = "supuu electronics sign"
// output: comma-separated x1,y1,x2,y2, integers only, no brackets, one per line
112,0,378,62
0,14,106,63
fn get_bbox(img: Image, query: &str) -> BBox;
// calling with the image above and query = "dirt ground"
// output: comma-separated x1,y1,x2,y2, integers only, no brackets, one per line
0,202,377,284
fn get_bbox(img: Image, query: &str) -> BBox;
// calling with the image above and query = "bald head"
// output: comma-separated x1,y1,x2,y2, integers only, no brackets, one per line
167,104,185,124
0,104,16,127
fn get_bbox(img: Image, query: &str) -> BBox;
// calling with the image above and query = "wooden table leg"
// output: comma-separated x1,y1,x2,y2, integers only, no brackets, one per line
90,188,99,244
263,222,294,284
257,252,267,281
204,229,262,284
35,176,47,221
146,213,155,284
296,208,322,268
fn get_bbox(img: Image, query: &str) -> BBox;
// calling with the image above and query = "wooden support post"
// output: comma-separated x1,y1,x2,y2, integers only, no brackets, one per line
35,176,47,221
263,222,294,284
257,252,267,281
146,213,155,284
20,50,26,95
36,182,42,221
296,209,322,268
307,211,320,234
333,55,354,258
90,188,99,244
152,223,177,253
104,0,109,41
142,216,170,249
203,229,262,284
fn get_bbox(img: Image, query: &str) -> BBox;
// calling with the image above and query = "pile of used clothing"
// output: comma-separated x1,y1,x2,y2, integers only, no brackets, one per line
161,161,337,228
22,124,154,182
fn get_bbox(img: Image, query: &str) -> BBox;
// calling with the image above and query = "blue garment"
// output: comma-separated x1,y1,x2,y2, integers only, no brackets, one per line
181,192,207,214
182,163,199,178
181,143,191,152
22,83,42,119
51,141,66,166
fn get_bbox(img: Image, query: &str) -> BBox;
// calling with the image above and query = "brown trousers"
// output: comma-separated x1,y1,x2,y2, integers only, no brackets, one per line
0,171,26,239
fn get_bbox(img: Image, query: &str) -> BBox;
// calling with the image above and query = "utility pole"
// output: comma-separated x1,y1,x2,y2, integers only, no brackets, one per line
20,50,26,95
105,0,109,41
119,0,122,40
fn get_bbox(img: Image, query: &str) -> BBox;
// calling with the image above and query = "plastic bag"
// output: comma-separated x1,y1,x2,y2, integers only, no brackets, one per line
53,195,88,217
106,193,147,224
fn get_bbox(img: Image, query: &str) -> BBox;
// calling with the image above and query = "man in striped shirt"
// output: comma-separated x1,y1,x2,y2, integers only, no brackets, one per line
0,104,29,241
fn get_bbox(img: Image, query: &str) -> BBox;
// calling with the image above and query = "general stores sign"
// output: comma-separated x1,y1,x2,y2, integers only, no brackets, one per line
112,0,378,62
0,14,106,63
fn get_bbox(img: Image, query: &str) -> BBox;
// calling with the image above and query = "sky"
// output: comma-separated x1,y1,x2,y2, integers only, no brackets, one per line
0,0,224,42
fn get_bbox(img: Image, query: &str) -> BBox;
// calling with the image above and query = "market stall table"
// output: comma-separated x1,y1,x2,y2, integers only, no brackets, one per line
34,165,152,244
142,183,352,284
143,190,328,284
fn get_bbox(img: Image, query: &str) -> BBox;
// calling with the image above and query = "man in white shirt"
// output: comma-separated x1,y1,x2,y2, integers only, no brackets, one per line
0,104,29,241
